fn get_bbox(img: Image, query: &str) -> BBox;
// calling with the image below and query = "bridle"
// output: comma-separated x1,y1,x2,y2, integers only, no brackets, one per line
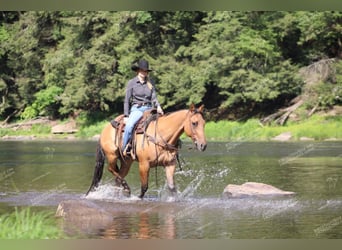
145,108,203,151
144,109,204,178
187,108,204,147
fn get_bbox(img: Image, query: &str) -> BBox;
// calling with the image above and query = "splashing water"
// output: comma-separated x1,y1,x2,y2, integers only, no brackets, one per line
178,172,205,199
85,184,140,202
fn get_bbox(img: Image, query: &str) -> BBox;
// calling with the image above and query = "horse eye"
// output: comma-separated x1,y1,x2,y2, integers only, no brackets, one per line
192,121,198,127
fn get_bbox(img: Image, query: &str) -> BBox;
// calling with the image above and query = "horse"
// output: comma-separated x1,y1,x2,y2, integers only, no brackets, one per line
86,104,207,199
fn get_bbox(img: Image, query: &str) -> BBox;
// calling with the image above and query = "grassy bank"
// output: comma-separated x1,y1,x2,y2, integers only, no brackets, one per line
205,114,342,141
1,114,341,141
77,114,342,141
0,207,64,239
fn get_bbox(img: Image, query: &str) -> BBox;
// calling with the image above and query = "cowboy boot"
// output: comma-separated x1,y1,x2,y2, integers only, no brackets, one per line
123,143,132,157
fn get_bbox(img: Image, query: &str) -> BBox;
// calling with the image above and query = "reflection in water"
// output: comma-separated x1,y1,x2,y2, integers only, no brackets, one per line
100,211,175,239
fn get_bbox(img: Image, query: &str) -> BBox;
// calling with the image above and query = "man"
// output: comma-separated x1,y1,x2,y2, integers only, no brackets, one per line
122,59,164,156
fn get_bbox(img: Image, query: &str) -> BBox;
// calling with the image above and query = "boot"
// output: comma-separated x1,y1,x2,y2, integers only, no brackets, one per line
123,143,132,157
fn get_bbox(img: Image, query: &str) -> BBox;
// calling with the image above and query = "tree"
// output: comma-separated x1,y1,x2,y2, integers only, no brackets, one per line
0,11,340,123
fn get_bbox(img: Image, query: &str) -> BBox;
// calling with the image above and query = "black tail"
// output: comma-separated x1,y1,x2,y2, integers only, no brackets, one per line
86,142,105,195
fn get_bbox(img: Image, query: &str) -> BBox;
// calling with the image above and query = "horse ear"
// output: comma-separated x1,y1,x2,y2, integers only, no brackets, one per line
189,103,195,111
198,104,204,113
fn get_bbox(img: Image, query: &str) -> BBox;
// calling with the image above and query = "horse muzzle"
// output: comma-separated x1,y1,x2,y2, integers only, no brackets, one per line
195,141,207,151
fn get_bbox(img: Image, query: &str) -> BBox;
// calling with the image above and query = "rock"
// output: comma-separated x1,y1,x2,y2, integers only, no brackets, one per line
271,132,292,141
56,199,113,235
92,134,100,141
51,120,78,134
300,137,314,141
223,182,295,198
324,138,338,141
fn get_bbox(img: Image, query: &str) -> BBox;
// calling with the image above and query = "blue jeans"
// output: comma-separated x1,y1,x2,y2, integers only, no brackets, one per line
122,104,152,150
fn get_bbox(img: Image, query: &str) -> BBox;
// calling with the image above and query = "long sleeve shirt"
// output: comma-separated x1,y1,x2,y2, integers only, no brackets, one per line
123,76,161,116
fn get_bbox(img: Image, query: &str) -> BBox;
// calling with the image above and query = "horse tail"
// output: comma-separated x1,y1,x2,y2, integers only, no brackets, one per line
86,141,105,195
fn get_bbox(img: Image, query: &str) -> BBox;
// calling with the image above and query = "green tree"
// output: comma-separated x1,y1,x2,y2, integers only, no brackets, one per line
0,11,340,123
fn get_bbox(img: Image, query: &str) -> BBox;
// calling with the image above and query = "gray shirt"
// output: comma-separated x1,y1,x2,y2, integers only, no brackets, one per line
124,76,161,116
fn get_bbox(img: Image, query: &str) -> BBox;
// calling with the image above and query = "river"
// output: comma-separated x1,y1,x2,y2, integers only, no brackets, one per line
0,140,341,239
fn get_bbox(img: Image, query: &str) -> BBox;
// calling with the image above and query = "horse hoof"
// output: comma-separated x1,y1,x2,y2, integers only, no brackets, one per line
122,188,131,198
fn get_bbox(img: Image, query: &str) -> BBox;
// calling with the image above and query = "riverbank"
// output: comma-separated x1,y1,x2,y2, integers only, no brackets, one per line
205,114,342,141
1,114,341,142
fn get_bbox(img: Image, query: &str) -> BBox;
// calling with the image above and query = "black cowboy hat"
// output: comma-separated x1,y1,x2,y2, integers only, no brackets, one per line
131,59,152,72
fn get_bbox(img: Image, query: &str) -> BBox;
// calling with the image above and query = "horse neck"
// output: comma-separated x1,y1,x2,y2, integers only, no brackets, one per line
155,110,188,145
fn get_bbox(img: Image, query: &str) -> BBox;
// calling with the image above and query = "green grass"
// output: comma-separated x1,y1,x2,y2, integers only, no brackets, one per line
205,115,342,141
1,115,341,141
76,120,108,138
0,207,64,239
0,124,51,138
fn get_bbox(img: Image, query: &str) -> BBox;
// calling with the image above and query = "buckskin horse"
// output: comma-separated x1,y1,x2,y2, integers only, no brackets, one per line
86,104,207,199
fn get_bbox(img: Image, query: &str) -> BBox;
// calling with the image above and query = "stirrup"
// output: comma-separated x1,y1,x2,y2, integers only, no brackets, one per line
123,143,132,157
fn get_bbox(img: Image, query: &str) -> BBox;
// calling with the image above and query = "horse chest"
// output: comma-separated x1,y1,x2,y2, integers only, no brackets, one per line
151,149,177,167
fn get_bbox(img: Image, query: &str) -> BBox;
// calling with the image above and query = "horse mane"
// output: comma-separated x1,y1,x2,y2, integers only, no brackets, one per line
165,107,204,116
159,109,188,118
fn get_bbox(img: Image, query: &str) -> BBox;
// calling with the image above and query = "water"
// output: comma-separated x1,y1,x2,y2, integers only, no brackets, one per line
0,140,341,238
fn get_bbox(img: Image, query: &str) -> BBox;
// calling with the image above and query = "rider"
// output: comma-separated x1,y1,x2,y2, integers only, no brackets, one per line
122,59,164,156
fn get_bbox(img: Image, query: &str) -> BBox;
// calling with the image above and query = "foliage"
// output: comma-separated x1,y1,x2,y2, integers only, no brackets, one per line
0,11,341,123
21,85,63,119
302,59,342,111
0,207,63,239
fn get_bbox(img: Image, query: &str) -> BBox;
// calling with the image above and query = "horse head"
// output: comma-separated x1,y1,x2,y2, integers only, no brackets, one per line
184,104,207,151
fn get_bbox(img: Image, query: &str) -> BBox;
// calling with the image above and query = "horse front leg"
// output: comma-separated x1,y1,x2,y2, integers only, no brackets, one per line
138,162,150,199
165,164,177,196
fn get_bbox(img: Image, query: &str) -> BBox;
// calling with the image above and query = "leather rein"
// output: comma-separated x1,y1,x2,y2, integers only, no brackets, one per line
144,109,201,152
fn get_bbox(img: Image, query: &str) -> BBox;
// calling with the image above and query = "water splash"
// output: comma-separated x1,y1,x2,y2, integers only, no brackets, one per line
178,171,205,200
175,169,195,177
213,167,231,178
85,184,140,202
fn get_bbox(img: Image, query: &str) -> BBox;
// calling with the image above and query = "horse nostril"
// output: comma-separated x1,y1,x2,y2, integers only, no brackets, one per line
201,144,207,151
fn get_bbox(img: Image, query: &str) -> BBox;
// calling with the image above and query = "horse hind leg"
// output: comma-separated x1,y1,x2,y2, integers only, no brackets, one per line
115,158,133,197
107,154,131,197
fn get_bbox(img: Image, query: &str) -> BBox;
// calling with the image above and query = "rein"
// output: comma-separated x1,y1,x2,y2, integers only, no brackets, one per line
144,109,202,170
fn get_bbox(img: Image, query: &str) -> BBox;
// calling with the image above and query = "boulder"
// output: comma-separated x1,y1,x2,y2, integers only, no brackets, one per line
51,120,78,134
56,199,113,235
300,137,314,141
55,198,183,236
223,182,295,198
271,132,292,141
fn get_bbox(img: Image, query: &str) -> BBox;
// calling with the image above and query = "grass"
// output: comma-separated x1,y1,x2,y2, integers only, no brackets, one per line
76,120,108,138
0,124,51,138
0,207,64,239
204,115,342,141
1,114,341,141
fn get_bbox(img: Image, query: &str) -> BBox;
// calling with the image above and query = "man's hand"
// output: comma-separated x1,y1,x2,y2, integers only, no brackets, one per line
157,106,164,115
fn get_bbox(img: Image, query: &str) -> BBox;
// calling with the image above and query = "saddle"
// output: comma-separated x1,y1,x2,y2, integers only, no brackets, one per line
110,109,158,158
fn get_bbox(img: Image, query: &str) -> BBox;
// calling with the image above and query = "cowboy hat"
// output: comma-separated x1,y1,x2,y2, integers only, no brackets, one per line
131,59,152,72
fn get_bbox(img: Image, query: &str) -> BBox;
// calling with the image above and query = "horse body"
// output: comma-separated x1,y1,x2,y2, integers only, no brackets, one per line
86,105,207,199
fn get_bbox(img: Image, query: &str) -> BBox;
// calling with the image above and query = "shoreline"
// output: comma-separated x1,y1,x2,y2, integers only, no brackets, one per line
1,114,341,142
1,134,341,142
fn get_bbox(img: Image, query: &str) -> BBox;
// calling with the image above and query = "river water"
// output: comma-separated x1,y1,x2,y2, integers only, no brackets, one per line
0,140,341,239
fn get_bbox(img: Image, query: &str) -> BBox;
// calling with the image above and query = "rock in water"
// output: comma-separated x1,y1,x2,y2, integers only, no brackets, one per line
56,200,113,235
223,182,295,198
